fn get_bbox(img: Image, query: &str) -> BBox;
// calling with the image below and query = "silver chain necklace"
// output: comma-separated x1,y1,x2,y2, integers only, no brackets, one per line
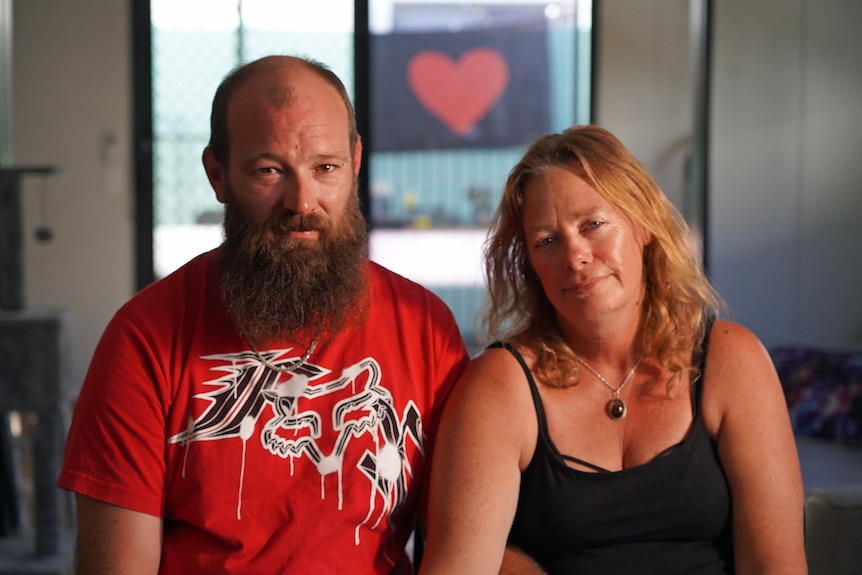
250,334,319,373
575,355,642,420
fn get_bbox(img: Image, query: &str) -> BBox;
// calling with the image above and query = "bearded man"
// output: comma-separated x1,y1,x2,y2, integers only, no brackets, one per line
59,55,469,575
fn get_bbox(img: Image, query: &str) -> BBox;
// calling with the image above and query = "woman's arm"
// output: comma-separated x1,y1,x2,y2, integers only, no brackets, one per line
499,547,548,575
74,494,163,575
704,321,808,574
419,348,538,575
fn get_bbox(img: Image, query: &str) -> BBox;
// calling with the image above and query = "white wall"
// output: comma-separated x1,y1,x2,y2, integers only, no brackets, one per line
12,0,134,389
710,0,862,349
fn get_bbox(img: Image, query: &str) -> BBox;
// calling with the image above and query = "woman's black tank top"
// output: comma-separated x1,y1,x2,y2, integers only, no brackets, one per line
500,322,734,574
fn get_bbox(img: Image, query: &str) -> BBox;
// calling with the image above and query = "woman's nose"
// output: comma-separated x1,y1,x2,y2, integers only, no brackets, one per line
563,237,591,270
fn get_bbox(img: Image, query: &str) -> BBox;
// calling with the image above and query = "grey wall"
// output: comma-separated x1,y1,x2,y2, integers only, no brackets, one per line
710,0,862,349
9,0,862,391
596,0,862,351
12,0,134,389
594,0,693,213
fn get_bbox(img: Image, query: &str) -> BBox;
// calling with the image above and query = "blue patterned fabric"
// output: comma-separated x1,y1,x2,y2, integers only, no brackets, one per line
772,347,862,445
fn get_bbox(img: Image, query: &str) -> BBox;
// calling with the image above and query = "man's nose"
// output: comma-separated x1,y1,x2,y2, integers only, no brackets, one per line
281,174,319,215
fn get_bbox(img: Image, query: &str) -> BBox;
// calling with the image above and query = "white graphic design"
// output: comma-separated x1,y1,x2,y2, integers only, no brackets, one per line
169,347,423,545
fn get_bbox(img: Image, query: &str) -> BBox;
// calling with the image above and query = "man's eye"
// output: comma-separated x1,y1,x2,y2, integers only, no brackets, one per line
316,163,338,174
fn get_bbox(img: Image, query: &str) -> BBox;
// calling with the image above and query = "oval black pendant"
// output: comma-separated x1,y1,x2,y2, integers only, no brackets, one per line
606,398,626,420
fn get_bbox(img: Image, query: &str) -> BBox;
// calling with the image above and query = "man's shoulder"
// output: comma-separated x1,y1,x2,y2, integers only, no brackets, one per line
369,261,438,301
365,261,469,371
121,248,220,314
368,261,462,321
143,249,217,290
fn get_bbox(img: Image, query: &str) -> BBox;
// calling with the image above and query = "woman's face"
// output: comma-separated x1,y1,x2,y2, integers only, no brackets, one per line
522,166,650,331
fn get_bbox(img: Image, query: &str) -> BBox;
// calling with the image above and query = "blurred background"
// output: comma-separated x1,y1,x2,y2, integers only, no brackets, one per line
1,0,861,569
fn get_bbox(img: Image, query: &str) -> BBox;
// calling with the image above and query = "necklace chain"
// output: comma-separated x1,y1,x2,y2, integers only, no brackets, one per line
251,334,319,373
575,355,642,420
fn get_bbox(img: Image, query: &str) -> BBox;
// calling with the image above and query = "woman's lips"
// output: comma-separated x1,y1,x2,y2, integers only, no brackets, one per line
565,275,604,294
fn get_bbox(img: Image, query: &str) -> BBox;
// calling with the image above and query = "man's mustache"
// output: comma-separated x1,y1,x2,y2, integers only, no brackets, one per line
268,213,327,234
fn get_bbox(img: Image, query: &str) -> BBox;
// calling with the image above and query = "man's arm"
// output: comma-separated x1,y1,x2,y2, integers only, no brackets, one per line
74,494,163,575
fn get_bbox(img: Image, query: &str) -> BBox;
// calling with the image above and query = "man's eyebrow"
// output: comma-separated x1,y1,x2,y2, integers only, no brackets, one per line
243,152,280,164
236,154,269,172
313,152,350,165
241,151,349,168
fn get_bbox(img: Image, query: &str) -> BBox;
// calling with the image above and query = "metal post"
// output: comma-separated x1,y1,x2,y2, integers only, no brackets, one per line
0,0,13,165
688,0,712,270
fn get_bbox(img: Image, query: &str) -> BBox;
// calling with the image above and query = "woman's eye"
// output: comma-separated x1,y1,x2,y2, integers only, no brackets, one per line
535,236,555,248
585,220,604,230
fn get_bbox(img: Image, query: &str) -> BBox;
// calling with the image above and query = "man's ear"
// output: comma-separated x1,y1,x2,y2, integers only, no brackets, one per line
202,147,228,204
352,136,363,177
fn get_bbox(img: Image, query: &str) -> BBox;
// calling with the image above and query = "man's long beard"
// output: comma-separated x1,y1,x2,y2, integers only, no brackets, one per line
218,185,369,347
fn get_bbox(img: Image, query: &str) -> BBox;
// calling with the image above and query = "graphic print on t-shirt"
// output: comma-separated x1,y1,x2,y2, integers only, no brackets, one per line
168,347,423,543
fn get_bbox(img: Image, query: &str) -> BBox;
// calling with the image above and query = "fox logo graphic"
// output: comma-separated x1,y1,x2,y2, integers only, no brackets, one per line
169,347,423,541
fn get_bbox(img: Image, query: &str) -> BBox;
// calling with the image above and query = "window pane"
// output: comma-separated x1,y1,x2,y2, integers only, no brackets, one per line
149,0,592,347
150,0,355,278
367,0,592,347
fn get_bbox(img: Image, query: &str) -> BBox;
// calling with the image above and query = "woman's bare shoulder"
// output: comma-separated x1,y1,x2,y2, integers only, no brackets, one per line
703,319,784,431
437,343,540,470
444,343,538,429
707,319,771,366
457,344,533,397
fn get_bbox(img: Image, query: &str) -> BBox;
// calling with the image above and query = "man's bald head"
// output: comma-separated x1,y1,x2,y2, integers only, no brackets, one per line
207,55,358,167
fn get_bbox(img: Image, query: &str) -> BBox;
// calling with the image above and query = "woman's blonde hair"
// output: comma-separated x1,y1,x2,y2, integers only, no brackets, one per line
481,125,723,387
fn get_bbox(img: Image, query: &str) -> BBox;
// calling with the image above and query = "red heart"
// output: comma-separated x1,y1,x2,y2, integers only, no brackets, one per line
407,48,509,136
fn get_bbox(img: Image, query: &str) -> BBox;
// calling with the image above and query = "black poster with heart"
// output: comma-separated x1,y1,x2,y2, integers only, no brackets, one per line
370,27,550,152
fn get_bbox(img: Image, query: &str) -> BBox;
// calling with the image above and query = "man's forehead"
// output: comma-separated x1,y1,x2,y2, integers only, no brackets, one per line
230,71,346,124
260,80,297,109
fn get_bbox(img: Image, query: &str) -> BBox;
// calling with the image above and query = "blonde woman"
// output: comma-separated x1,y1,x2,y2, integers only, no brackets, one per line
420,125,806,574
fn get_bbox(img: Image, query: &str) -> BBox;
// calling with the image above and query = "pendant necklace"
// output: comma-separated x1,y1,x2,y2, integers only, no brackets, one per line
575,355,642,420
250,333,320,374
